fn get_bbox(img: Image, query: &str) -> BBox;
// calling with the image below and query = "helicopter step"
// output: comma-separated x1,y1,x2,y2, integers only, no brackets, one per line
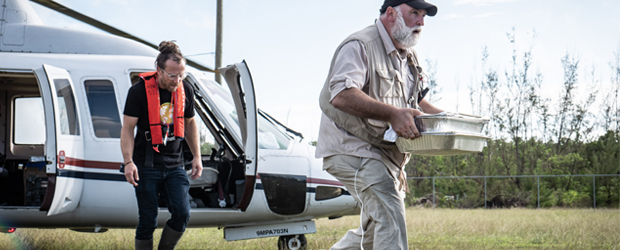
223,220,315,241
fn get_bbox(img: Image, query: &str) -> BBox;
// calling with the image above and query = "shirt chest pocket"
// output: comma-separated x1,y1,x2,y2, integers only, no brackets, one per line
375,68,404,98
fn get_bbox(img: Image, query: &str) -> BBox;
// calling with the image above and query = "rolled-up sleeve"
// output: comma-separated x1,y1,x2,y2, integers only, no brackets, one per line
328,40,368,101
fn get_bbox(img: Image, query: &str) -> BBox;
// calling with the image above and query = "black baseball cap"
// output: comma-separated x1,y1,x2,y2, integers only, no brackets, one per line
380,0,438,16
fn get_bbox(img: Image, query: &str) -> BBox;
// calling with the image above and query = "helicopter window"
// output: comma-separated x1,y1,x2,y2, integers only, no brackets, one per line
194,110,218,155
130,72,143,85
315,186,346,201
194,75,290,150
258,115,290,150
13,97,45,145
84,80,122,138
54,79,80,135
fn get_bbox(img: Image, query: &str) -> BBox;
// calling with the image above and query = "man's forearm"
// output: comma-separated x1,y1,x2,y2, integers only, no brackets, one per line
120,127,135,164
184,117,201,158
330,86,427,140
331,87,397,121
120,115,138,164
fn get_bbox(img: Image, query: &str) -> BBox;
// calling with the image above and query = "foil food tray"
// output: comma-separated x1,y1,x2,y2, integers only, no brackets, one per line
415,113,489,134
396,132,490,156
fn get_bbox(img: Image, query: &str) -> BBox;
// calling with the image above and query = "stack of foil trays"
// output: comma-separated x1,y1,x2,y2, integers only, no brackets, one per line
395,113,490,156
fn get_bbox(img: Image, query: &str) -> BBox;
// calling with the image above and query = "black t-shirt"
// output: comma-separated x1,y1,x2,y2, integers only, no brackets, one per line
123,77,195,168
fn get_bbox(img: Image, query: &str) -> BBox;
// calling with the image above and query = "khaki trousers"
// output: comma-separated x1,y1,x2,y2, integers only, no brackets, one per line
324,155,408,250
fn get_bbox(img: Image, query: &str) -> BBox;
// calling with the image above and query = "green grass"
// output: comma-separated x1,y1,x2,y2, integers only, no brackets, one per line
1,208,618,249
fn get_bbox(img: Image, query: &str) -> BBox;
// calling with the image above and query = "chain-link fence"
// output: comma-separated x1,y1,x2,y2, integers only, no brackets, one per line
407,174,620,210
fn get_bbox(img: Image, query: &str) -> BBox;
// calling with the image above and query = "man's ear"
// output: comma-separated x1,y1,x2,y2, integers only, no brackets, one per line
385,6,397,22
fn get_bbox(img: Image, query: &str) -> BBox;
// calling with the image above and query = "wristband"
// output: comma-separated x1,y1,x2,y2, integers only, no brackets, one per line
119,162,133,173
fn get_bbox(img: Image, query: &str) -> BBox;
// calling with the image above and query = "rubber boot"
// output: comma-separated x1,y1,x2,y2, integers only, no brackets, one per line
135,238,153,250
158,224,184,250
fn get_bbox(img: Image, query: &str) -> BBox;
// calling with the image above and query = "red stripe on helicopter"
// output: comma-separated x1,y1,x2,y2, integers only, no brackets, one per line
64,157,120,170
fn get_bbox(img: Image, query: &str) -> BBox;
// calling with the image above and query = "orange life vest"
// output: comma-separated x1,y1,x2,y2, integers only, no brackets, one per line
140,71,185,146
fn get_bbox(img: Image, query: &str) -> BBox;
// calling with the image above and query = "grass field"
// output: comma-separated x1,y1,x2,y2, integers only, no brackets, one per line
1,208,618,249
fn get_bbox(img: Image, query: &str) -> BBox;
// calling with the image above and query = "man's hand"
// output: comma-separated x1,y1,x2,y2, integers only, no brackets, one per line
390,108,426,140
124,163,139,187
190,158,203,179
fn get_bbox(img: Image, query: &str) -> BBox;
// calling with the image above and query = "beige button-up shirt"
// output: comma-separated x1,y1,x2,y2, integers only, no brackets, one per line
315,18,417,165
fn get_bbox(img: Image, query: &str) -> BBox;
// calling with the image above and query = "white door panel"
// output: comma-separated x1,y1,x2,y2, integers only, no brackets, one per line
42,64,85,216
220,61,258,176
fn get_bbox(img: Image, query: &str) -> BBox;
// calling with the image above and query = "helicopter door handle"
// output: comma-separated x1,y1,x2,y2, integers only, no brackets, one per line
58,150,66,169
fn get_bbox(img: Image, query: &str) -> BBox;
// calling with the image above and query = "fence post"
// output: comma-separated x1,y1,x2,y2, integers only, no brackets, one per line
432,178,436,210
593,176,596,211
537,176,540,210
484,177,487,210
432,177,436,210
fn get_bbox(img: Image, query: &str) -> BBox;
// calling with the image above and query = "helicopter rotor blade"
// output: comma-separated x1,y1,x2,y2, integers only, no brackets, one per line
29,0,215,73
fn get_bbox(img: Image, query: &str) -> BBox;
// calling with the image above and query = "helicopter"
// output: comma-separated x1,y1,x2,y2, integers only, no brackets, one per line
0,0,358,249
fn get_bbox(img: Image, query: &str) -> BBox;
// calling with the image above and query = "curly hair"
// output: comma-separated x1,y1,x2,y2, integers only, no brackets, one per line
155,41,185,69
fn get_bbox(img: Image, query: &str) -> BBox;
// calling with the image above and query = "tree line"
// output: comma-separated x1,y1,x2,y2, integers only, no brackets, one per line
407,29,620,209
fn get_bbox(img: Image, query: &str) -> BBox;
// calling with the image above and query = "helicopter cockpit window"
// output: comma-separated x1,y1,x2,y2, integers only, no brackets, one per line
54,79,80,135
258,115,290,150
13,97,45,145
84,80,122,138
193,75,290,150
193,108,218,156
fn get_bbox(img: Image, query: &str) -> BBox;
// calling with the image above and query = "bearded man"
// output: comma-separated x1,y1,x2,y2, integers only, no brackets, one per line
316,0,443,249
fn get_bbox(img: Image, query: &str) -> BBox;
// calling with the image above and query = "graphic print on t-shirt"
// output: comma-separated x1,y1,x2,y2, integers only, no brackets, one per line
160,102,174,125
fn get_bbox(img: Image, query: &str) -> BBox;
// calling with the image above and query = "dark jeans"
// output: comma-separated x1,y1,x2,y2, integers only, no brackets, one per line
134,166,190,240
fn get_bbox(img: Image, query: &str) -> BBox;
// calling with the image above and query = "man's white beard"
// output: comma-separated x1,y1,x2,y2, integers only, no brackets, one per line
391,9,421,48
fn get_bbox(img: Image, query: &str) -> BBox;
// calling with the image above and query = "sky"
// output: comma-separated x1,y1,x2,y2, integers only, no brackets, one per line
30,0,620,142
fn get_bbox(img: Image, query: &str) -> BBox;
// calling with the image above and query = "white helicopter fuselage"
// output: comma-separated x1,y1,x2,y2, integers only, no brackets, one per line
0,0,358,243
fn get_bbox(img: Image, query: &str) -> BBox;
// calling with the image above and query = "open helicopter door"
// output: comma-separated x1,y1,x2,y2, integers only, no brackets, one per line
219,61,258,211
40,64,84,216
